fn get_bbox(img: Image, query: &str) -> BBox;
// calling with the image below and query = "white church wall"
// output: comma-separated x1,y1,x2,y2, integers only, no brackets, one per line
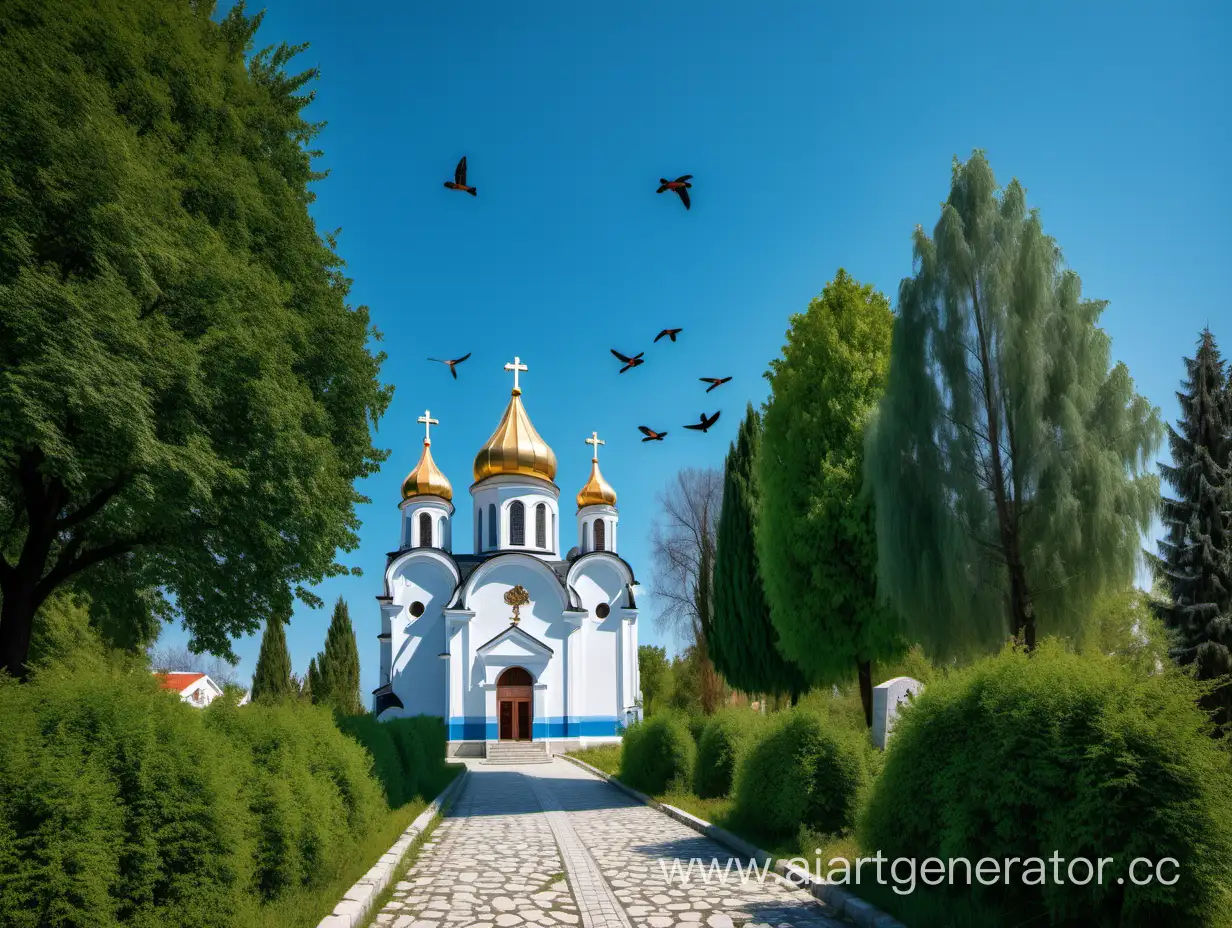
382,551,457,720
470,476,561,558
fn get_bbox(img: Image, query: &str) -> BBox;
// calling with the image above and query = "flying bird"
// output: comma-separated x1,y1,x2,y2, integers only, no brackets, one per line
683,411,721,433
654,328,683,343
699,376,732,393
427,353,472,379
656,175,692,210
638,426,668,442
443,157,477,196
610,349,645,373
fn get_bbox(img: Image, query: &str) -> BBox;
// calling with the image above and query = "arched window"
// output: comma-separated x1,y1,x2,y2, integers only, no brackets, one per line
418,511,432,548
594,518,606,552
509,501,525,546
535,503,547,549
551,513,556,551
488,503,497,548
582,521,590,552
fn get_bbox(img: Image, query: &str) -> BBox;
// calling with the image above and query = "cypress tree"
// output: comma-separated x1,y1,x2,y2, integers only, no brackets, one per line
318,597,363,715
250,614,293,703
1150,328,1232,727
711,403,809,701
305,656,320,703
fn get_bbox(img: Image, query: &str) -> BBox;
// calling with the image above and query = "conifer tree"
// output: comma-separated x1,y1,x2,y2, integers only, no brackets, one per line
306,655,322,705
1150,328,1232,726
317,597,363,714
711,403,808,701
250,614,293,703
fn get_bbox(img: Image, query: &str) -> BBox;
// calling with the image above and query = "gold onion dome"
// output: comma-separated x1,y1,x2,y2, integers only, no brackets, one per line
577,458,617,509
401,439,453,501
473,389,558,483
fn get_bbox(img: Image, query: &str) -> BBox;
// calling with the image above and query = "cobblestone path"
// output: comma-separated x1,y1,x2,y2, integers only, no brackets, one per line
372,758,843,928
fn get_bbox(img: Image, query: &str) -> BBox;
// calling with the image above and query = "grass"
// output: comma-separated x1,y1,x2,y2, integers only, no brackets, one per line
236,763,463,928
565,743,620,776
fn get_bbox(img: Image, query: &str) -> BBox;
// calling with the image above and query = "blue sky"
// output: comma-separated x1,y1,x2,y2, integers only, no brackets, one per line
154,1,1230,698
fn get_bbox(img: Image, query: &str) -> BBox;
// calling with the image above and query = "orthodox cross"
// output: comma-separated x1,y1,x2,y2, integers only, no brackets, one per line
504,356,528,393
417,409,439,443
586,430,605,461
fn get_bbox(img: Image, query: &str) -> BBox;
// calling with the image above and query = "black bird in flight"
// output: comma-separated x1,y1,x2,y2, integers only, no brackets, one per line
656,175,692,210
683,411,721,433
654,328,683,343
638,426,668,442
443,156,477,196
610,349,645,373
699,376,732,393
427,353,472,379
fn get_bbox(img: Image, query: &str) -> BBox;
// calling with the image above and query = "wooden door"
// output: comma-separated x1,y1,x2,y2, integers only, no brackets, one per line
515,699,531,740
499,700,514,740
497,667,534,741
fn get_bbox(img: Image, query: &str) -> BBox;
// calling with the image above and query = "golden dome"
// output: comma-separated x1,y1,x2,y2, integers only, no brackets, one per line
577,458,617,509
401,439,453,501
473,389,558,483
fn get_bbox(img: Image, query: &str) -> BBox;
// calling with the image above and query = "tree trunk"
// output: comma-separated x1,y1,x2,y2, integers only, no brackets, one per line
857,659,873,728
0,581,37,680
789,689,799,707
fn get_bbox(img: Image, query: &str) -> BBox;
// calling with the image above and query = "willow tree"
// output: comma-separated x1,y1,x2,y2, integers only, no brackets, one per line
866,151,1162,657
711,403,808,701
758,270,902,726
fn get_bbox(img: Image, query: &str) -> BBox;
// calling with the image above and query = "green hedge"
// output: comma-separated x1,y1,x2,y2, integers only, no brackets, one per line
694,709,766,799
860,641,1232,927
620,713,696,794
0,659,447,928
733,708,874,839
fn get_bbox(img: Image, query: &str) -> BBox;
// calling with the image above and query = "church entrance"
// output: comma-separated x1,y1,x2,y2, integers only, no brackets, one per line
496,666,534,740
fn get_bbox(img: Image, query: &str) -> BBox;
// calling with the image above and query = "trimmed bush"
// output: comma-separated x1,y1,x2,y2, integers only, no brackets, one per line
733,708,873,838
860,641,1232,927
620,713,696,794
694,709,766,799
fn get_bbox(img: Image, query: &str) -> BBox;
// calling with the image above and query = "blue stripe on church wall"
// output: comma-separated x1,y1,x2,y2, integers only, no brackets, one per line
447,716,620,740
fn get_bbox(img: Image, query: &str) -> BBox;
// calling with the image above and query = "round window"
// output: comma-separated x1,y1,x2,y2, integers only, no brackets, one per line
595,603,611,619
410,601,425,618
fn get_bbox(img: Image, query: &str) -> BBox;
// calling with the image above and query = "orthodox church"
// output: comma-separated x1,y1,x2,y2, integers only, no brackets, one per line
373,357,642,756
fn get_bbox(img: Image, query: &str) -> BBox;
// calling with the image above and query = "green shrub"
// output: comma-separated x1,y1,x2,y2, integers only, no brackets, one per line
733,708,873,839
620,713,696,794
683,711,709,745
694,709,766,799
860,641,1232,927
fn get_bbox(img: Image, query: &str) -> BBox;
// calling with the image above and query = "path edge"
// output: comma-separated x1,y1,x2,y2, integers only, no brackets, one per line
559,754,906,928
316,763,470,928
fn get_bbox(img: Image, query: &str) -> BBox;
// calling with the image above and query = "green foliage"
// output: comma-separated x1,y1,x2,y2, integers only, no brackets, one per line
638,644,671,715
250,614,294,704
335,715,449,810
0,653,448,926
0,0,391,675
733,709,875,840
860,641,1232,926
314,598,363,714
757,269,902,688
619,713,696,795
694,709,766,799
712,404,809,698
1078,587,1173,674
866,151,1162,657
1148,328,1232,726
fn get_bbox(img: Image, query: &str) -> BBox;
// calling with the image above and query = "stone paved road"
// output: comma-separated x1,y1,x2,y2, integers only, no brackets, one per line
372,758,844,928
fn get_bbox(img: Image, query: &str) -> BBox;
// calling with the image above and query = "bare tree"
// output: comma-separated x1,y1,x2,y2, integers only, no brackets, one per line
149,642,241,689
650,467,724,713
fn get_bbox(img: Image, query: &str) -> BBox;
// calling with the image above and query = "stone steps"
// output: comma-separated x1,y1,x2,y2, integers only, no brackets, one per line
485,741,552,764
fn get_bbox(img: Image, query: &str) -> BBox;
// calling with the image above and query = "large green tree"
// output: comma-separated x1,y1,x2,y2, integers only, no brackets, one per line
0,1,391,678
637,644,670,716
866,151,1162,657
757,270,901,726
315,597,362,714
1149,329,1232,726
250,613,294,703
711,403,808,701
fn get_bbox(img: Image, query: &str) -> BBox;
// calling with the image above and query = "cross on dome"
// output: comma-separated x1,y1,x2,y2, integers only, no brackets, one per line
417,409,439,443
504,356,528,394
586,430,605,461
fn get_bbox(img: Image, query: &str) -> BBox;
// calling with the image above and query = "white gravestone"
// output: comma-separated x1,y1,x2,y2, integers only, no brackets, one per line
872,676,923,749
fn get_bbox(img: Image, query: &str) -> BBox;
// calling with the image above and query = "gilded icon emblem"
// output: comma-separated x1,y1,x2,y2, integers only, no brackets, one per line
503,584,531,624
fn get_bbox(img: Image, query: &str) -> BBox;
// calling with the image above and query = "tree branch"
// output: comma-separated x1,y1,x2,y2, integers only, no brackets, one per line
54,475,129,531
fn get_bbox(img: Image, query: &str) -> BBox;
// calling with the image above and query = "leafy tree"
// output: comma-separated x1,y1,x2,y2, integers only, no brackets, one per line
250,614,294,703
1149,329,1232,726
866,151,1162,657
0,0,391,678
315,597,363,714
638,644,670,715
758,270,901,726
711,403,808,701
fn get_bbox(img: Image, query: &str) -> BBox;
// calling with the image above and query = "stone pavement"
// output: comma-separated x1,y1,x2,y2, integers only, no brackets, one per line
371,758,844,928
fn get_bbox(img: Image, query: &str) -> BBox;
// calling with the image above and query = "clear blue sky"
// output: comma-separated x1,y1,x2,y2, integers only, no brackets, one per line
154,1,1230,699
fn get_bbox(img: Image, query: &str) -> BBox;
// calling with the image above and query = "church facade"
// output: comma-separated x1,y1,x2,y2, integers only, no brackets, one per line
373,357,642,756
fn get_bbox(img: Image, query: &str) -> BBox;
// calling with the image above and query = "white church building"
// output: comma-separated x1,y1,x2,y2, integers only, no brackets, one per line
372,357,642,756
